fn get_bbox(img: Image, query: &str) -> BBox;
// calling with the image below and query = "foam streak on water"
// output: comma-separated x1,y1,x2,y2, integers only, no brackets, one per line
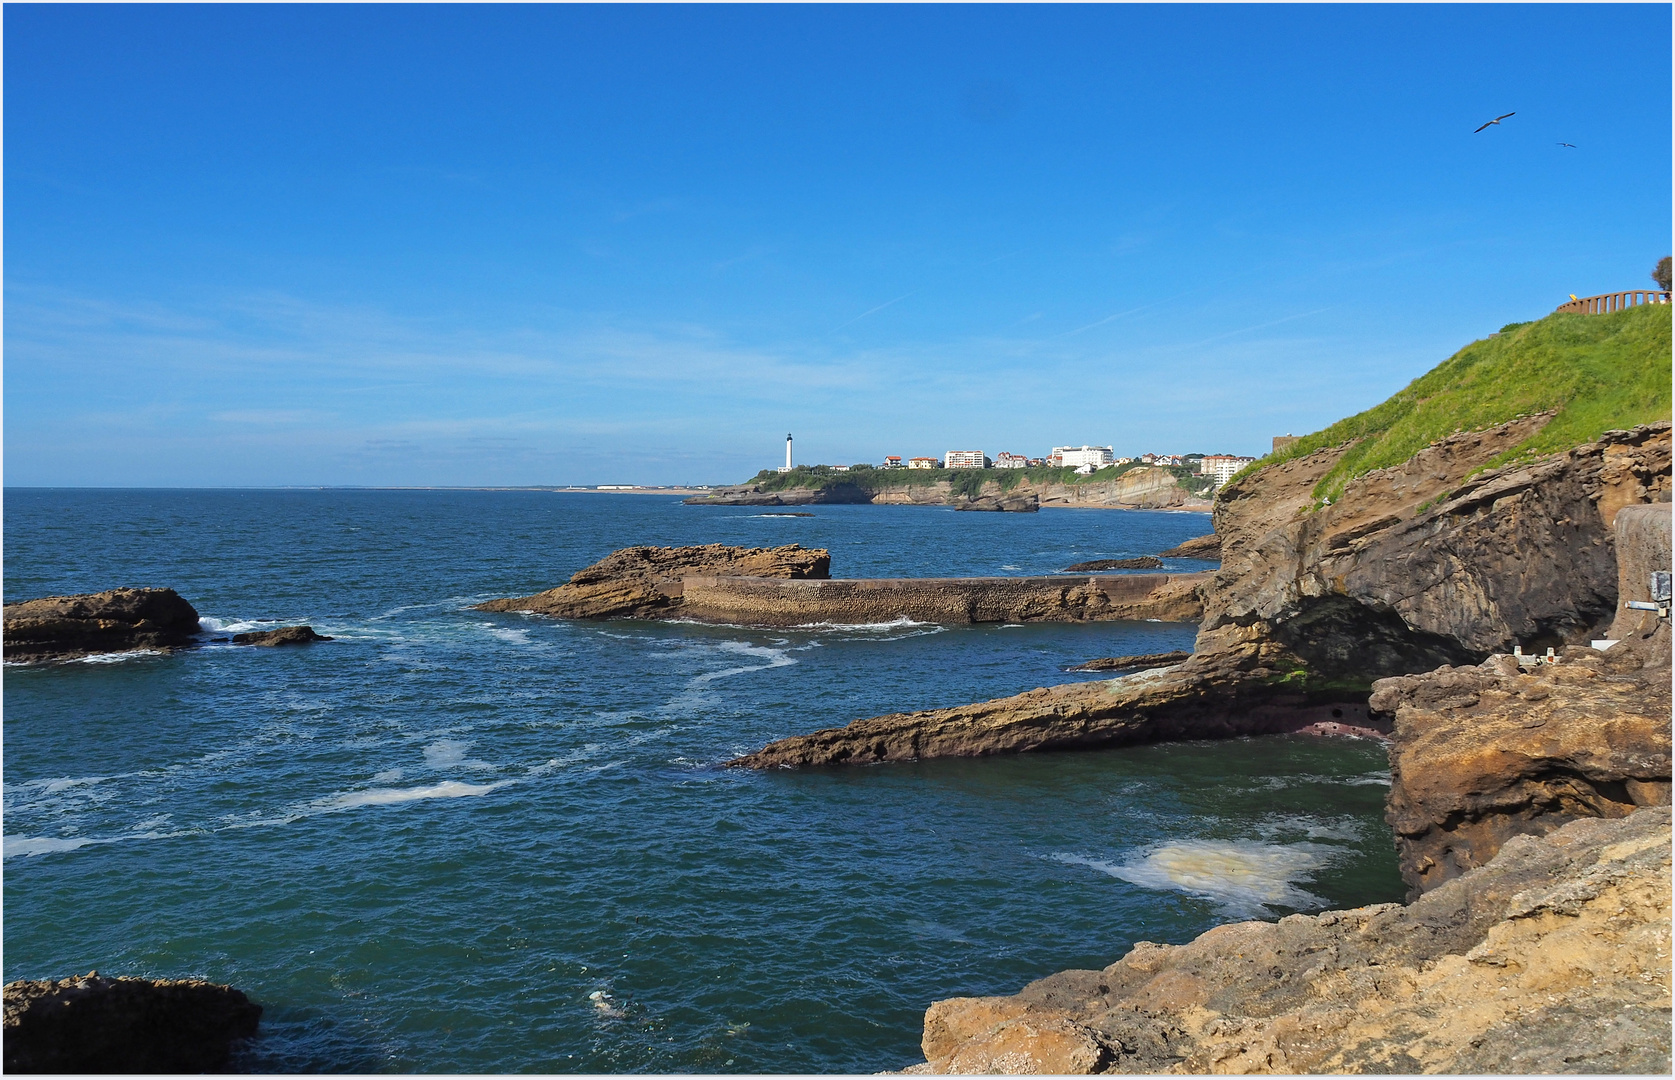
2,491,1397,1074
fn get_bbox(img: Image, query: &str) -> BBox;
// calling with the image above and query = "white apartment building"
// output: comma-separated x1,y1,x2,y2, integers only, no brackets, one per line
993,452,1029,469
1200,454,1257,486
944,450,988,469
908,456,941,469
1051,445,1116,469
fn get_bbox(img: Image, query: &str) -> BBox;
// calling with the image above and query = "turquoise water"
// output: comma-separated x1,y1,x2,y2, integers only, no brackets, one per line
3,491,1401,1072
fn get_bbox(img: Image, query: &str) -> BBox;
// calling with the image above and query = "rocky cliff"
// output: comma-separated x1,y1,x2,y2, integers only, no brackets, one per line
2,587,203,661
475,543,831,619
1199,420,1670,684
1374,502,1672,897
3,973,262,1072
905,806,1671,1074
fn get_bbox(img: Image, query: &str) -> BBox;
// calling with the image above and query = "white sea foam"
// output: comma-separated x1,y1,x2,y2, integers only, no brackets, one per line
1057,839,1341,918
422,739,495,771
72,649,166,664
4,834,105,858
316,780,511,811
198,617,277,634
687,641,797,686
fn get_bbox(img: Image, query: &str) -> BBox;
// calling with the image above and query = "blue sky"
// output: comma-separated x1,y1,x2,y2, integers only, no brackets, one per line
6,4,1670,486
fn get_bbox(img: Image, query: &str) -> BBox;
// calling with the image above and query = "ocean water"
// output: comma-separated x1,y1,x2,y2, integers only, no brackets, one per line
3,491,1402,1073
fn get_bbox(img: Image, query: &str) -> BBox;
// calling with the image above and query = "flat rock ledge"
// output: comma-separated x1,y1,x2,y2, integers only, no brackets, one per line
903,806,1672,1075
1157,533,1220,559
728,642,1374,769
3,973,262,1073
2,587,201,661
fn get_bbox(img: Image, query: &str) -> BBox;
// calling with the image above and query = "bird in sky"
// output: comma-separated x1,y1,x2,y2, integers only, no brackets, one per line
1558,142,1577,148
1474,112,1516,132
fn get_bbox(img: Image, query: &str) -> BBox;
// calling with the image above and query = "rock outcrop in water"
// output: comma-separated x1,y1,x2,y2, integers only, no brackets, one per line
233,625,334,646
954,493,1039,512
1157,534,1220,560
476,543,832,619
1063,557,1164,571
3,973,262,1073
727,643,1375,769
2,588,202,661
904,806,1671,1074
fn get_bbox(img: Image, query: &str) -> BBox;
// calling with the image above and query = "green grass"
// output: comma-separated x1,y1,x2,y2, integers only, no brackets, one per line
1234,303,1672,502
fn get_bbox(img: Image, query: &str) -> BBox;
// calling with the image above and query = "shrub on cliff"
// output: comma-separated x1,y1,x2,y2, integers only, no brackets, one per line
1245,302,1672,503
1655,255,1671,292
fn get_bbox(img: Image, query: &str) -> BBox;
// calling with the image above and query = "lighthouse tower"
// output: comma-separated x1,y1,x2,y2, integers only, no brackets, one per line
779,433,793,473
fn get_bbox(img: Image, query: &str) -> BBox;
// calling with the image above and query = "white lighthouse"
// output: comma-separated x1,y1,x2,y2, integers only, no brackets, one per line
778,433,793,473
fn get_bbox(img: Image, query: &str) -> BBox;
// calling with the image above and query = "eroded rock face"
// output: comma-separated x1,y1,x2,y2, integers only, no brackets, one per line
3,973,262,1073
475,544,831,619
2,588,202,661
1376,503,1674,897
904,807,1672,1075
1202,420,1672,684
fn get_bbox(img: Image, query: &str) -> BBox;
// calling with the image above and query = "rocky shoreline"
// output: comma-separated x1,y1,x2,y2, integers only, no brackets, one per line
2,974,262,1073
683,466,1213,511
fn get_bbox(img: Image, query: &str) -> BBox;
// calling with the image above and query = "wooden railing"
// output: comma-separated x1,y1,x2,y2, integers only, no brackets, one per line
1555,290,1671,314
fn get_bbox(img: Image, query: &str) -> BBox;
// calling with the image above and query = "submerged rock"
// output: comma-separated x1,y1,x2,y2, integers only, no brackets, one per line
2,588,201,661
904,806,1672,1075
476,543,832,619
232,625,333,646
2,973,262,1073
1062,557,1163,571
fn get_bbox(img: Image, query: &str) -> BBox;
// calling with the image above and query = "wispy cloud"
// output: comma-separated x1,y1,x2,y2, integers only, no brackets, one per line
828,291,916,334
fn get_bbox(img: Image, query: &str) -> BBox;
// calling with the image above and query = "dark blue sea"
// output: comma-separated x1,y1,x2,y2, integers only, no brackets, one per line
3,491,1401,1073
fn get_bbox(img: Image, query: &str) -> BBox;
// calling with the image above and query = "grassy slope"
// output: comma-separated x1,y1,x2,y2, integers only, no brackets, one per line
1241,303,1672,502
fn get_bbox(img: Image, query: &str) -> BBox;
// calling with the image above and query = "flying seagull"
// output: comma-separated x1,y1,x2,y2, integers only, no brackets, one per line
1558,142,1577,148
1474,112,1515,132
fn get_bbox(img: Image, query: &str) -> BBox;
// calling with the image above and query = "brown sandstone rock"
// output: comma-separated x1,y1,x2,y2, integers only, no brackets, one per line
907,807,1671,1075
728,640,1370,769
232,625,333,646
475,543,831,619
2,588,201,661
1157,534,1220,559
3,973,262,1073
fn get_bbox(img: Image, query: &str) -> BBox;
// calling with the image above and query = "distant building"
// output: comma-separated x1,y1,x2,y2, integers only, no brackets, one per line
778,432,794,473
908,456,940,469
1026,458,1046,467
1273,434,1299,454
993,451,1029,469
831,464,850,471
1200,454,1257,486
882,455,905,469
944,450,988,469
1052,445,1115,469
1139,453,1157,465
